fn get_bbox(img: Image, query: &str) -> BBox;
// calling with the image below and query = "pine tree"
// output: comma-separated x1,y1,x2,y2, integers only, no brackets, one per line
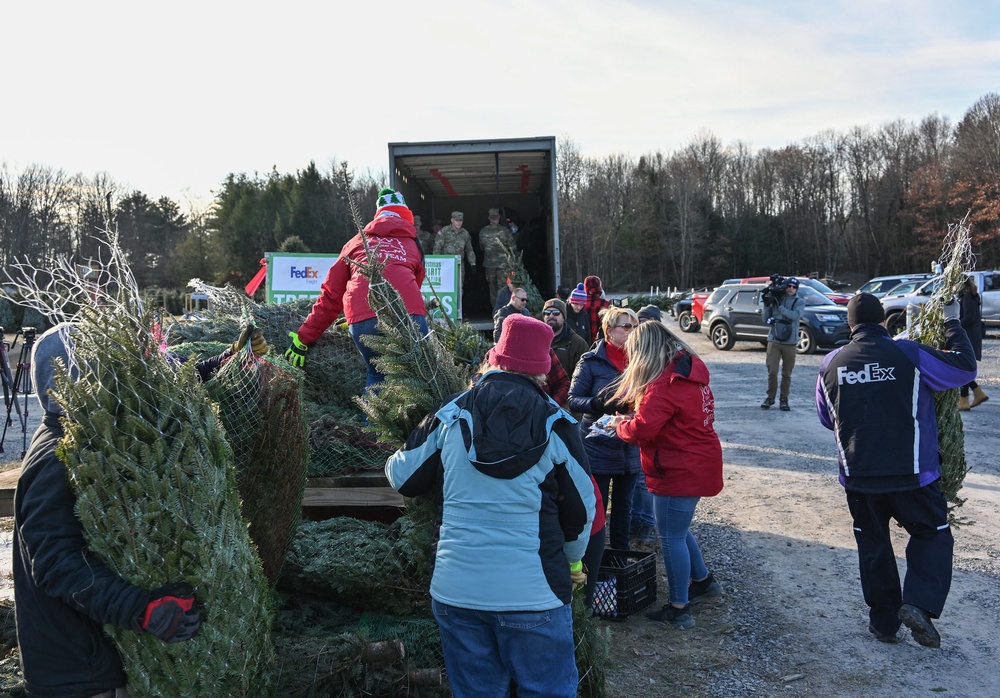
11,232,275,697
908,218,974,523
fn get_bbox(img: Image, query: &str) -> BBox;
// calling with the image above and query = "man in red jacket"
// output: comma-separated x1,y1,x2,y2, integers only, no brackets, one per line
284,188,429,389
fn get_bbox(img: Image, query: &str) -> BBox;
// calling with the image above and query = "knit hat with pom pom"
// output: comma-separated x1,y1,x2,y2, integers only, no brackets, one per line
374,188,414,224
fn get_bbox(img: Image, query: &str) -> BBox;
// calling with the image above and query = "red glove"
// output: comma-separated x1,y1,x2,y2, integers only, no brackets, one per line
138,582,201,643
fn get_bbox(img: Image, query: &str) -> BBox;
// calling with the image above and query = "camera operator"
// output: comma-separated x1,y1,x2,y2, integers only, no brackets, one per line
761,276,803,411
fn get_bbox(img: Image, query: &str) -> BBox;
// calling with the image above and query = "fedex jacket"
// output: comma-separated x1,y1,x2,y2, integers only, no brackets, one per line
816,321,977,492
297,215,426,345
615,352,724,498
384,371,596,611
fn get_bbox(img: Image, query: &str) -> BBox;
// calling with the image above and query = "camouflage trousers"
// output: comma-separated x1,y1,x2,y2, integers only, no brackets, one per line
484,266,508,307
90,690,132,698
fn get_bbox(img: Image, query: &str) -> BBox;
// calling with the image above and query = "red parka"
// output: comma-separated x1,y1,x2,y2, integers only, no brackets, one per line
615,351,723,498
297,215,426,345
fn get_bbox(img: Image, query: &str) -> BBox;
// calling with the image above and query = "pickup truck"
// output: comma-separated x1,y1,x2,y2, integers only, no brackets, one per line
881,270,1000,335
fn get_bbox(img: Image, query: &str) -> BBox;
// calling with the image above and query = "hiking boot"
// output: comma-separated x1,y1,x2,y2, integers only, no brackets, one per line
971,386,989,408
779,399,790,411
869,623,903,644
760,397,774,410
688,573,723,605
646,603,695,629
898,604,941,648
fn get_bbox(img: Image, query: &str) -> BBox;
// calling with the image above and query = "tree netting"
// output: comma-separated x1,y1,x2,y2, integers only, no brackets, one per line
166,283,394,479
206,346,310,585
907,218,975,524
2,233,276,697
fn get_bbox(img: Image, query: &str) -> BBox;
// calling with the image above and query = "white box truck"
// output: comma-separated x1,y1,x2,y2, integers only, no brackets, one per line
388,137,560,324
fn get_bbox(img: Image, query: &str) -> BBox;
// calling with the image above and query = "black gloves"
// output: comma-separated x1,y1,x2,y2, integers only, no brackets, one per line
591,388,627,415
137,582,201,643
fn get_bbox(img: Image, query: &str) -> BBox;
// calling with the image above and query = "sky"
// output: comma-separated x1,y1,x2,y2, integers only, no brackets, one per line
3,0,999,210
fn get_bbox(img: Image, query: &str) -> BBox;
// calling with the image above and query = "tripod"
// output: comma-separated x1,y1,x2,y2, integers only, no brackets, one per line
1,326,36,458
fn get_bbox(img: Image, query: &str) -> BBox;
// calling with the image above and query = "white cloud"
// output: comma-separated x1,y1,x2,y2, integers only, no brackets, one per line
2,0,997,205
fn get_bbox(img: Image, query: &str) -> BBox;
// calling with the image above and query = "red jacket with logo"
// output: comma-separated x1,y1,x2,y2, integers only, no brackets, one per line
615,351,724,498
297,215,426,345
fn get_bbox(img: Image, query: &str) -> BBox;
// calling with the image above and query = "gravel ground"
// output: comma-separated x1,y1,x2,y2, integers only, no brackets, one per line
2,326,998,696
601,323,1000,698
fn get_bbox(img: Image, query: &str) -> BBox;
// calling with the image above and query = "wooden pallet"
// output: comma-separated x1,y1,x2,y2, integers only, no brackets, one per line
0,468,403,518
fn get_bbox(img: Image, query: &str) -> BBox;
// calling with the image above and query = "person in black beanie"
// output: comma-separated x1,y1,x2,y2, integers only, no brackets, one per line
816,292,977,648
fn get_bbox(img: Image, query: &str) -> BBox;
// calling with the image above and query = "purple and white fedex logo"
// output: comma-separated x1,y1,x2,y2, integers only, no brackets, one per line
837,362,895,385
289,266,320,280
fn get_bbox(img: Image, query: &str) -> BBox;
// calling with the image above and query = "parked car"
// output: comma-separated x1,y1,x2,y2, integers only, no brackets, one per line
737,276,852,305
880,270,1000,335
856,273,934,299
700,283,850,354
674,292,711,332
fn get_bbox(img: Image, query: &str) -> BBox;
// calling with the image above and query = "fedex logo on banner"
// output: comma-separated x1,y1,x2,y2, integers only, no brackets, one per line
290,266,320,279
837,363,895,385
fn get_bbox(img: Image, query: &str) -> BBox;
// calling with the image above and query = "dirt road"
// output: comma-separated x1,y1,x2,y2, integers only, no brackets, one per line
603,324,1000,697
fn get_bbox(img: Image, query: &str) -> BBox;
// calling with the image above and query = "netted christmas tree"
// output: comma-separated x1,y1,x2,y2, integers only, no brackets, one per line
3,232,276,697
501,241,546,315
907,218,975,524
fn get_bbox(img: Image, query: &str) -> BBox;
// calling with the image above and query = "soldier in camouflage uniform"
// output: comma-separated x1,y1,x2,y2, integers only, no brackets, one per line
414,215,433,253
433,211,478,270
479,207,516,308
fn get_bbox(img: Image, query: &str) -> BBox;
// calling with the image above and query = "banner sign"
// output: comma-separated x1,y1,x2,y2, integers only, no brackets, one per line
266,252,461,322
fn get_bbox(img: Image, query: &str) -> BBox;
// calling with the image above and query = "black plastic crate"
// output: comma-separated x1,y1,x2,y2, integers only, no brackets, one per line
592,548,657,619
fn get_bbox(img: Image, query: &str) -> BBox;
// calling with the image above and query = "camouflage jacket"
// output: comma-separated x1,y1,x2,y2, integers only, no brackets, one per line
433,227,477,265
479,224,514,268
417,229,433,254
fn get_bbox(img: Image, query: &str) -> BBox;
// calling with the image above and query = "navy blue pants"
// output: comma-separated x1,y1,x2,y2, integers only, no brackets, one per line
845,481,953,635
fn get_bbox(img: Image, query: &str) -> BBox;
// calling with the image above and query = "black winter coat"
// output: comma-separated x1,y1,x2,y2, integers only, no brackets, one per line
960,290,983,361
13,414,150,698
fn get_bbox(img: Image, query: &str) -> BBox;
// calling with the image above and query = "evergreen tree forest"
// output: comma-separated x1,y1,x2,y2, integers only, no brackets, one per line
2,93,999,297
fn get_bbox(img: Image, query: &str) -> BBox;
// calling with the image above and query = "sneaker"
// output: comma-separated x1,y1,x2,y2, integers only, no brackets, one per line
779,399,790,411
646,603,695,629
868,624,903,644
898,604,941,648
688,573,723,604
760,397,774,410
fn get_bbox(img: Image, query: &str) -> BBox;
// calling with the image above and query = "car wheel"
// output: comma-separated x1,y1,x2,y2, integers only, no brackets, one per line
710,323,735,351
678,311,699,333
885,312,906,336
797,326,817,355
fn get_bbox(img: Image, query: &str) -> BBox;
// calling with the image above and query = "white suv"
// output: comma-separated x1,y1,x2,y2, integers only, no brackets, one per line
881,270,1000,335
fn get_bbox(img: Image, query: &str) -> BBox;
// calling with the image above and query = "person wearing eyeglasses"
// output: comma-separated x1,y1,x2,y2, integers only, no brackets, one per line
609,321,724,630
492,287,530,343
568,306,642,552
544,299,589,381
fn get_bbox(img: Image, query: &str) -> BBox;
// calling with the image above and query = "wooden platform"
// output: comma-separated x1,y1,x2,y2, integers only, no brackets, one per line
0,468,402,518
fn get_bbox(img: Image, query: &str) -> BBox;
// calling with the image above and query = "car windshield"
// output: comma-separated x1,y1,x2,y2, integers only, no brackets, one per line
796,286,837,306
800,278,837,295
883,281,920,296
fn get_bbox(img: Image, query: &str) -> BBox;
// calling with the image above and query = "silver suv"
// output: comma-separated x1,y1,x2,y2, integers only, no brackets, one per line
881,270,1000,335
857,273,934,299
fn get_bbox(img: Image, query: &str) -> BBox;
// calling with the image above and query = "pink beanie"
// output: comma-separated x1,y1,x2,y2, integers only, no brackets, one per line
487,315,553,375
568,283,587,305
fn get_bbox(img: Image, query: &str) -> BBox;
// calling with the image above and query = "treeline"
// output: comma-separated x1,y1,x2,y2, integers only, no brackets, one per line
559,93,1000,289
2,93,999,295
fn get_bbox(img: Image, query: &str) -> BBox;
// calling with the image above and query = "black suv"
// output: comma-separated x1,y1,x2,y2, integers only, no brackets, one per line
700,283,851,354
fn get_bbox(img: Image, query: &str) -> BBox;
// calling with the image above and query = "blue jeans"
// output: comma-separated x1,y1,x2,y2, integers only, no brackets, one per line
654,495,709,605
432,599,577,698
631,470,655,529
349,314,429,390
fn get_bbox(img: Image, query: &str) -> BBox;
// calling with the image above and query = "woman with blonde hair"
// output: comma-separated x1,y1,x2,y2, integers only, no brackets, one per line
568,306,642,553
609,321,724,629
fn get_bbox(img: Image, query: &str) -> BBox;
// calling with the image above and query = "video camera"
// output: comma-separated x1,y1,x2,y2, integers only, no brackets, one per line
762,274,790,307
